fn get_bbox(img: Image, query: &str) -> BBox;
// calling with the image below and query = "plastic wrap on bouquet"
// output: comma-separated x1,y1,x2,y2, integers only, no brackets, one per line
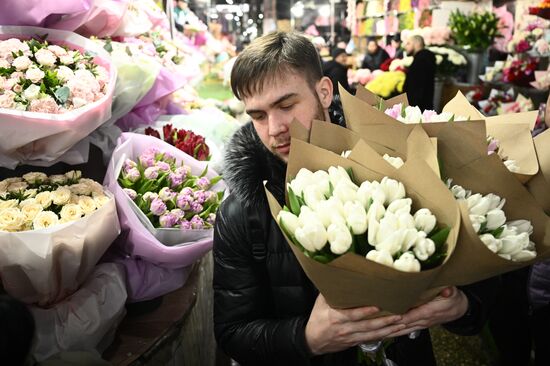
0,0,92,27
102,248,191,302
30,263,127,362
0,26,116,169
116,66,187,131
267,138,460,314
104,133,225,268
0,193,120,305
50,0,129,38
112,0,156,37
431,128,550,286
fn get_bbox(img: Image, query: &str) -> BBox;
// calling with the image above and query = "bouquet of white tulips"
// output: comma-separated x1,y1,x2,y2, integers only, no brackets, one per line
278,165,450,273
267,138,460,313
0,170,120,305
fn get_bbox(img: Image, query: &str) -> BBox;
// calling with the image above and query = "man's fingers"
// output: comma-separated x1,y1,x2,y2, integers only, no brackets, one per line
336,306,380,322
387,326,425,338
351,323,408,344
347,314,403,334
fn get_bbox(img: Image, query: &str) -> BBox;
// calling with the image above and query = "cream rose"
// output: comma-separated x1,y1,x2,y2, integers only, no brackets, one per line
35,191,53,209
69,183,91,196
49,174,67,185
52,187,72,206
0,208,26,231
94,194,110,208
12,56,32,71
0,181,7,193
23,172,49,184
59,55,74,65
8,182,28,193
47,45,68,57
24,188,38,198
21,203,43,221
69,194,80,204
23,84,41,101
78,195,97,215
56,65,74,83
35,49,57,67
19,198,37,206
60,203,83,222
0,199,18,210
65,170,82,181
79,178,104,195
2,177,22,184
25,67,45,84
33,211,59,229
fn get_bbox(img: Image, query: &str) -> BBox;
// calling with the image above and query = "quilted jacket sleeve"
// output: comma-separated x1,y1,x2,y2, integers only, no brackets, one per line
213,195,313,365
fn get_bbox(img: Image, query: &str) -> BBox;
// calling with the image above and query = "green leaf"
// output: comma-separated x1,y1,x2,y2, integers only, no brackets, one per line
491,226,505,239
312,255,332,264
103,39,113,53
354,234,371,256
0,66,15,77
199,165,209,178
210,176,222,186
54,86,70,104
328,181,334,197
288,186,302,216
217,190,225,201
345,167,356,184
283,205,290,212
430,226,451,247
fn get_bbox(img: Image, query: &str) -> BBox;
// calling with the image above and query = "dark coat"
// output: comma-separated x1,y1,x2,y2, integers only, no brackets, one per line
361,47,390,71
323,60,351,95
529,260,550,309
403,49,437,110
213,121,498,366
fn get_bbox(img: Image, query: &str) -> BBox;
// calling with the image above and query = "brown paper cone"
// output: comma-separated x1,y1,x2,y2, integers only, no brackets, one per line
442,91,484,120
486,111,538,130
527,129,550,213
268,139,459,313
355,86,409,109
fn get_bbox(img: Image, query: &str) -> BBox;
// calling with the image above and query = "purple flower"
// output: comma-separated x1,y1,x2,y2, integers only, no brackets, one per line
159,187,177,201
206,213,216,225
123,188,137,200
180,220,192,230
180,187,194,196
194,190,207,204
171,208,184,220
125,167,141,183
205,191,218,204
144,166,160,180
169,172,184,188
487,138,499,155
190,201,203,213
176,192,192,210
162,151,176,164
123,159,137,173
144,147,160,156
143,192,158,202
175,166,190,178
196,177,210,190
384,103,402,119
156,161,171,172
159,212,179,228
150,197,167,216
190,215,204,229
139,154,155,168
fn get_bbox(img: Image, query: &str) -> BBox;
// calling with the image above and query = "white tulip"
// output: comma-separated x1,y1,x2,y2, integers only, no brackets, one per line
499,253,512,260
341,150,352,158
499,225,518,238
315,198,346,228
414,208,437,234
469,214,486,233
397,212,416,230
333,182,358,203
467,194,491,216
371,185,387,205
393,252,421,272
380,177,406,205
313,170,331,197
479,233,502,253
328,166,352,187
504,160,520,173
507,220,533,235
303,185,326,210
366,200,386,224
375,213,399,245
327,222,353,254
485,209,506,231
500,232,529,256
485,193,505,211
450,184,468,200
387,198,412,216
401,228,422,252
368,215,380,246
277,210,300,236
298,206,321,225
356,181,373,209
413,236,436,261
511,250,536,262
295,221,328,252
382,154,404,169
402,106,423,124
366,249,394,267
344,201,368,235
289,168,314,196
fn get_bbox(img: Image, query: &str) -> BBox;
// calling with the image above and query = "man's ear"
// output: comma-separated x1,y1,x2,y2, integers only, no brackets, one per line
316,76,333,109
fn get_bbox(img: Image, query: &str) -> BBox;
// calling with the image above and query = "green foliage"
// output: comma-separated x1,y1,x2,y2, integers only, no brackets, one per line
449,10,501,51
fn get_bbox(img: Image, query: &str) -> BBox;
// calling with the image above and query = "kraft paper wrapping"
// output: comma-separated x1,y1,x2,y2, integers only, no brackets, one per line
267,139,459,314
432,127,550,286
0,192,120,305
527,129,550,213
355,87,409,109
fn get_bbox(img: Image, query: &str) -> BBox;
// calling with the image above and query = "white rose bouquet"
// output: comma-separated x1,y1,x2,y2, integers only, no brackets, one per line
0,170,120,305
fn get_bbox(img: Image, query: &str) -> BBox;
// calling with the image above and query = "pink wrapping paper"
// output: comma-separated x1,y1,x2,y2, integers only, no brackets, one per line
0,0,92,27
0,26,117,168
103,133,225,268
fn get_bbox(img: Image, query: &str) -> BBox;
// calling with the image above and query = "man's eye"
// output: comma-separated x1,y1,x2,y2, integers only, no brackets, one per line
250,113,266,121
281,104,294,111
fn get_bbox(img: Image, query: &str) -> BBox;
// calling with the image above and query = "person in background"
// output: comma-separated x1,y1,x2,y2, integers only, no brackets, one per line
0,294,35,365
323,48,352,96
403,35,436,110
361,37,390,71
213,30,499,366
391,35,404,59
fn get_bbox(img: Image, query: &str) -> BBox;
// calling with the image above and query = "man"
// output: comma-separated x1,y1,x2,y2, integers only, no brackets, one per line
390,35,404,59
323,48,352,95
213,31,496,366
403,35,436,110
361,38,390,71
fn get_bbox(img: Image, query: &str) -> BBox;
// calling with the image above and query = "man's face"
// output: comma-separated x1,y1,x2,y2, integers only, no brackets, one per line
335,53,347,66
243,72,326,162
404,39,415,55
391,40,400,49
367,41,378,54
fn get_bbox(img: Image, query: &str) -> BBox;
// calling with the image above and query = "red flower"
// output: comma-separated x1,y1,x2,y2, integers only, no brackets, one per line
143,124,211,161
515,40,532,53
144,127,160,139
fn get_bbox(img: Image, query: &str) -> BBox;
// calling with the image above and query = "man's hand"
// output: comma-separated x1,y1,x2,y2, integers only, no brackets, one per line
388,286,469,338
305,294,407,355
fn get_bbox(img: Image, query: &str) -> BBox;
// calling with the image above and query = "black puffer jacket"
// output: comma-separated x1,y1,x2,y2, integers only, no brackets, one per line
213,122,499,366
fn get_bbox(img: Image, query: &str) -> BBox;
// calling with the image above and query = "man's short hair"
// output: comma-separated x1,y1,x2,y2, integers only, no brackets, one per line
411,35,425,49
230,31,323,100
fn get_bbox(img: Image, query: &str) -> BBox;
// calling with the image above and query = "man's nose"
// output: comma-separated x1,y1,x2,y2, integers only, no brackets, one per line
267,111,289,136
